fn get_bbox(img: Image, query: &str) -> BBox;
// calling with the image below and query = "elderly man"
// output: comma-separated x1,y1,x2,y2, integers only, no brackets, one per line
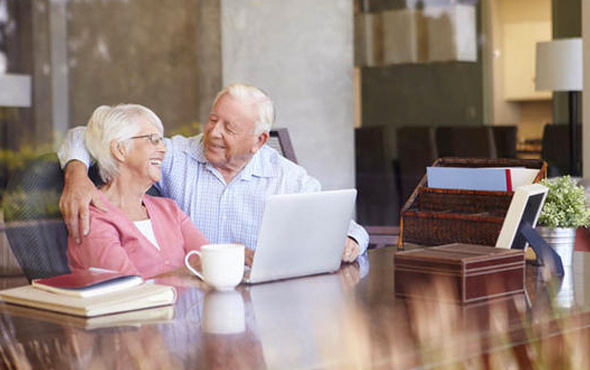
59,83,368,263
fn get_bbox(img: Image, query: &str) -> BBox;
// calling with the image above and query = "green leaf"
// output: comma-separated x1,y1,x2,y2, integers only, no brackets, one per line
538,176,590,228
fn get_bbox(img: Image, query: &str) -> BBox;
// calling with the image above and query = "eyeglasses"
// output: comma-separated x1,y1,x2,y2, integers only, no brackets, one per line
129,133,164,146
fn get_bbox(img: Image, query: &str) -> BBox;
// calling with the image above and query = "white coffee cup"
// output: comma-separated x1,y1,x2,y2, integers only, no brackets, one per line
202,290,246,334
185,244,245,290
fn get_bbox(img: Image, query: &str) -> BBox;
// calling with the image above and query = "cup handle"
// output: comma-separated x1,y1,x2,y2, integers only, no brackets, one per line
185,250,205,281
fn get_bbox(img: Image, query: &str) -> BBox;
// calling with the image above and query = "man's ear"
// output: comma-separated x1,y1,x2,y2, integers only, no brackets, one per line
110,141,127,162
257,131,269,148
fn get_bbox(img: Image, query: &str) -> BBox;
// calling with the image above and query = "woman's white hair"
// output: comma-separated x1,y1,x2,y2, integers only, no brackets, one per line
213,83,275,135
85,104,164,183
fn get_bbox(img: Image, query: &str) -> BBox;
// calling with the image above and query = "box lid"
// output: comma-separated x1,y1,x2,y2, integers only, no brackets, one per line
394,243,525,273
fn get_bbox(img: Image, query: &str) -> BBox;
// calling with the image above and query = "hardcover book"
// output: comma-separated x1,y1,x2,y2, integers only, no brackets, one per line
32,269,143,298
0,283,176,317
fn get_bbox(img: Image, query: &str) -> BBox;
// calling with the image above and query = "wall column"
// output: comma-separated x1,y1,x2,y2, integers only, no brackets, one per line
220,0,355,189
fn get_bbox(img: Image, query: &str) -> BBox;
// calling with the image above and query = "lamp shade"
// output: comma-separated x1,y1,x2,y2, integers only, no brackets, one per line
0,74,32,107
535,38,582,92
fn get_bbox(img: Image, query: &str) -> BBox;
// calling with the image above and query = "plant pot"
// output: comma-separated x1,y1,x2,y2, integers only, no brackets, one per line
536,226,575,267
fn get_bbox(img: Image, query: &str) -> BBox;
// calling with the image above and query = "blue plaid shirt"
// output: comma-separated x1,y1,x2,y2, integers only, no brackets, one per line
59,130,369,254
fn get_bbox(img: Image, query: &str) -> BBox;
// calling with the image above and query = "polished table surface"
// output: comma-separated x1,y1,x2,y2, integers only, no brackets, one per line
1,248,590,369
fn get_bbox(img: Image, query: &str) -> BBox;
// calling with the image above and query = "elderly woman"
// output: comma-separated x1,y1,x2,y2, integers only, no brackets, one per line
67,104,207,278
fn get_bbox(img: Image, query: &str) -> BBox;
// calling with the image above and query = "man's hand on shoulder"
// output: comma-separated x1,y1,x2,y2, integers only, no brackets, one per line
59,160,107,243
342,237,361,263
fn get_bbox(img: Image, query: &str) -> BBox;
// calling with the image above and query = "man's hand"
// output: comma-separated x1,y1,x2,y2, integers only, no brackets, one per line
342,237,360,263
339,261,361,289
59,161,106,243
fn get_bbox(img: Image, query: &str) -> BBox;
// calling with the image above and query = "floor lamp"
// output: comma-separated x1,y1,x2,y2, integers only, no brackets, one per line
535,38,583,176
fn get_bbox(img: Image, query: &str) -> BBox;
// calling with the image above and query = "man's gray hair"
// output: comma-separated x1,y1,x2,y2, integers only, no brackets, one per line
85,104,164,183
213,83,275,135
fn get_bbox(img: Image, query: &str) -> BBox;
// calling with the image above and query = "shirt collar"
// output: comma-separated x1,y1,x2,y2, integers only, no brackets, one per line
191,134,278,180
241,147,278,180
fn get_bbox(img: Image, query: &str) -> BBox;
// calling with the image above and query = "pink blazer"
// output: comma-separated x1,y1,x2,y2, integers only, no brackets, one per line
67,192,207,278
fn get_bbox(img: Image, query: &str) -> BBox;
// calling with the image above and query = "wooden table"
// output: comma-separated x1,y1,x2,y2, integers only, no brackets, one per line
1,248,590,368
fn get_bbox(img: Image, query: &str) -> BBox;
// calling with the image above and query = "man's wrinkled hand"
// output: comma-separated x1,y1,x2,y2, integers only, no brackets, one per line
59,161,106,243
342,237,360,263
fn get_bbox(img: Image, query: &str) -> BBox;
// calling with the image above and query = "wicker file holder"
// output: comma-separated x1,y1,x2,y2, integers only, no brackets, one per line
398,157,547,248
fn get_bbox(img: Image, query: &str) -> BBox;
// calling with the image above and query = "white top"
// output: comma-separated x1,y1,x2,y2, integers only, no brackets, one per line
133,219,161,251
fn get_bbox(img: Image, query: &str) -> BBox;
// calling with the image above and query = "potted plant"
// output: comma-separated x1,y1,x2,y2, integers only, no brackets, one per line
536,176,590,266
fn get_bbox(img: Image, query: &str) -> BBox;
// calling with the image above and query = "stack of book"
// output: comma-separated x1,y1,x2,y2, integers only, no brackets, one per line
0,269,177,318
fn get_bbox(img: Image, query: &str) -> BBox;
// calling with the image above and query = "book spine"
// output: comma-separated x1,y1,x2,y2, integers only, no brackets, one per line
505,169,513,192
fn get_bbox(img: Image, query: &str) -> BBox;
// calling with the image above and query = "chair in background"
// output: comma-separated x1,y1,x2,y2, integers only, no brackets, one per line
267,128,297,163
396,126,438,207
542,123,581,176
435,126,497,158
3,153,106,281
491,126,518,158
355,126,399,248
3,153,71,281
433,126,454,158
355,126,398,220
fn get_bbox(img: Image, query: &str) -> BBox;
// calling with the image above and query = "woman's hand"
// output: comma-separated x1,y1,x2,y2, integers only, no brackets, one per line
245,248,255,267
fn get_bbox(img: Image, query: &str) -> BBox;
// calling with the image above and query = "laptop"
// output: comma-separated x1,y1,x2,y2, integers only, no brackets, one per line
243,189,357,284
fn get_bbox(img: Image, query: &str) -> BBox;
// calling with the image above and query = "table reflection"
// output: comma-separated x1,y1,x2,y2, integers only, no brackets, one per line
202,290,245,335
529,251,590,311
1,249,590,368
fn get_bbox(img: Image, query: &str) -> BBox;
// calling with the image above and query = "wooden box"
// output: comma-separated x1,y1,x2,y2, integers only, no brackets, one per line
399,157,546,248
394,243,525,303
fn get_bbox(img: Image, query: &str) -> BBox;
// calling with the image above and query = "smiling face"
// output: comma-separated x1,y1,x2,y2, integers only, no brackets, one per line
203,92,268,180
117,118,167,188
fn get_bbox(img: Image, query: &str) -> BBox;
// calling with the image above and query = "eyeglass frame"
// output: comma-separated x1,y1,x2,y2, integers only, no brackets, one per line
129,133,164,146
